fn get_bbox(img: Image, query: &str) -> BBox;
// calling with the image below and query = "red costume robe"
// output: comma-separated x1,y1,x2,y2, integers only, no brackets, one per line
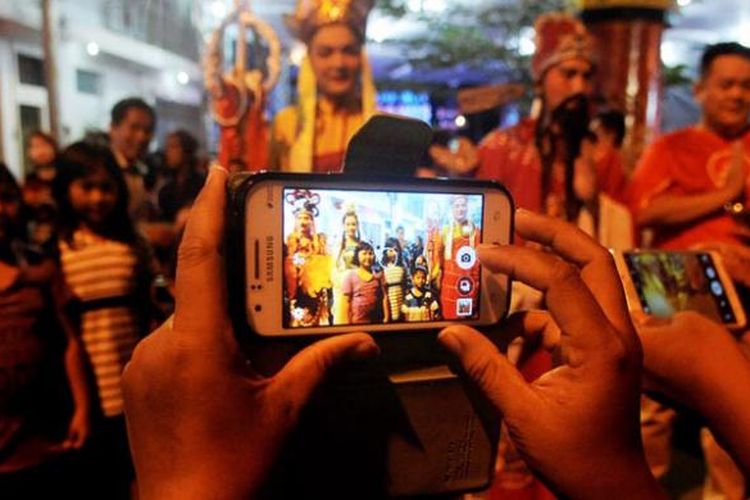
627,126,750,249
212,79,269,172
476,118,627,213
438,222,481,321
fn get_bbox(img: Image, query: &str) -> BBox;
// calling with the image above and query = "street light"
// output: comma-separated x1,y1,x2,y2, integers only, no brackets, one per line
86,41,100,56
177,71,190,85
211,0,228,19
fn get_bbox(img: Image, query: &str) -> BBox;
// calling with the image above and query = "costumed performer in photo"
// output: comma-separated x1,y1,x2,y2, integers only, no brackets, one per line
283,190,334,327
438,195,481,321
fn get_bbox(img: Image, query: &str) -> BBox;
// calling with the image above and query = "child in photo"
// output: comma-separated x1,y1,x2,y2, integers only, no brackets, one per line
402,265,441,322
341,241,387,324
381,237,406,322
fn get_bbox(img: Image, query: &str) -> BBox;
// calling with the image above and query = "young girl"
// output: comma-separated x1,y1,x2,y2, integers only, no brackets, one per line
53,142,154,498
381,237,406,322
341,241,388,324
333,209,361,324
0,164,91,496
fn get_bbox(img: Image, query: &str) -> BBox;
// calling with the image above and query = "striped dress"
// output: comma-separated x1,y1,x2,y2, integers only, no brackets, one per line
59,230,142,417
383,264,405,322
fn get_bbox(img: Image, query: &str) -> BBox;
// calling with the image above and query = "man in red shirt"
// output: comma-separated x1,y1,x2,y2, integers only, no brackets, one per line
628,41,750,497
629,42,750,266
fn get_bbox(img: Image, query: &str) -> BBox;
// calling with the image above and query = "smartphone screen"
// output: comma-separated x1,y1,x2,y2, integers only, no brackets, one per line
282,187,484,329
623,251,737,324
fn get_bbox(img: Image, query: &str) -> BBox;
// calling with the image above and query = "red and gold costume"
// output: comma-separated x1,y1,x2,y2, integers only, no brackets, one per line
271,0,377,173
476,118,626,215
271,94,371,172
204,7,281,172
475,15,626,228
627,126,750,249
212,79,269,171
438,221,481,321
283,191,334,327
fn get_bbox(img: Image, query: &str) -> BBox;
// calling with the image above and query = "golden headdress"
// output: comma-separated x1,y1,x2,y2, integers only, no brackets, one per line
284,0,378,173
284,0,375,43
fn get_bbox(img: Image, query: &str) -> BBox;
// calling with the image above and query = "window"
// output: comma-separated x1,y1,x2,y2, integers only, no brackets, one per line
17,54,45,86
76,69,102,95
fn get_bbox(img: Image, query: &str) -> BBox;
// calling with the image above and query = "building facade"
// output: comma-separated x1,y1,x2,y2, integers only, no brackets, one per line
0,0,206,177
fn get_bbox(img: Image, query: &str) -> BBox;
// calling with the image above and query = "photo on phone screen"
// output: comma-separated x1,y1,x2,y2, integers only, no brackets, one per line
623,251,737,324
282,188,484,329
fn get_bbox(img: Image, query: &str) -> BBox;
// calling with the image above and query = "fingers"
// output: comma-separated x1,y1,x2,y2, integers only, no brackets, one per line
439,325,534,417
478,243,613,355
68,431,85,450
271,333,379,410
512,209,634,338
487,311,561,352
59,429,85,451
173,166,231,343
505,311,562,352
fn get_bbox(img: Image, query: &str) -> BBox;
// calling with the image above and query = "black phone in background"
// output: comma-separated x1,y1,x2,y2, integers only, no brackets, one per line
344,115,433,177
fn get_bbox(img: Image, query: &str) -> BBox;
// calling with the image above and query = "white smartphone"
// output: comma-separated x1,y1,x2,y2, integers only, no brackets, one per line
612,250,747,330
241,173,513,336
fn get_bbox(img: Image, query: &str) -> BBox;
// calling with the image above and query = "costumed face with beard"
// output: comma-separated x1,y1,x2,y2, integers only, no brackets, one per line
542,57,594,111
537,60,596,221
528,14,599,221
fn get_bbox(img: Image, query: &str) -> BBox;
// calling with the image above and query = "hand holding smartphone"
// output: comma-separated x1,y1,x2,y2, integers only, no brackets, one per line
226,172,511,497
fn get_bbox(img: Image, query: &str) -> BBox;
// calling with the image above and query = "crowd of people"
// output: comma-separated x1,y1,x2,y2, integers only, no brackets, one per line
1,0,750,498
0,98,208,498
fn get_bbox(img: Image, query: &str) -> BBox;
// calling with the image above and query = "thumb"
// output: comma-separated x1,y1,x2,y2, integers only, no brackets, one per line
439,325,533,417
271,333,379,410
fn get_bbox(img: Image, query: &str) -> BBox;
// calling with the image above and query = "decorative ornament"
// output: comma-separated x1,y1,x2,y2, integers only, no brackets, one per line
283,0,375,43
203,0,281,170
285,189,322,217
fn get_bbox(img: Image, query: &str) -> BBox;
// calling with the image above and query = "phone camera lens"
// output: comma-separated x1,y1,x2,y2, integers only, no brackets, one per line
254,304,262,312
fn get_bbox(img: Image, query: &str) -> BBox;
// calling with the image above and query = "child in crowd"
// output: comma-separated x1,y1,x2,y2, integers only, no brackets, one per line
53,142,155,499
23,131,60,252
381,237,406,322
341,241,387,324
0,164,91,497
26,131,58,187
401,265,440,322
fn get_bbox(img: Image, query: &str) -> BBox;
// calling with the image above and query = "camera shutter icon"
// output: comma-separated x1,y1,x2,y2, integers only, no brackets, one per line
455,246,477,270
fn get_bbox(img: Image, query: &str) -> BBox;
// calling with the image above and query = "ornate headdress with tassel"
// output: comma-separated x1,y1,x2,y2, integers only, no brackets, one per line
532,13,595,82
286,189,322,217
284,0,377,173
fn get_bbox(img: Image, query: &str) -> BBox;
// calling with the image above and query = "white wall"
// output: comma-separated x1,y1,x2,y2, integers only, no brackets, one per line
0,39,50,178
57,26,203,146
